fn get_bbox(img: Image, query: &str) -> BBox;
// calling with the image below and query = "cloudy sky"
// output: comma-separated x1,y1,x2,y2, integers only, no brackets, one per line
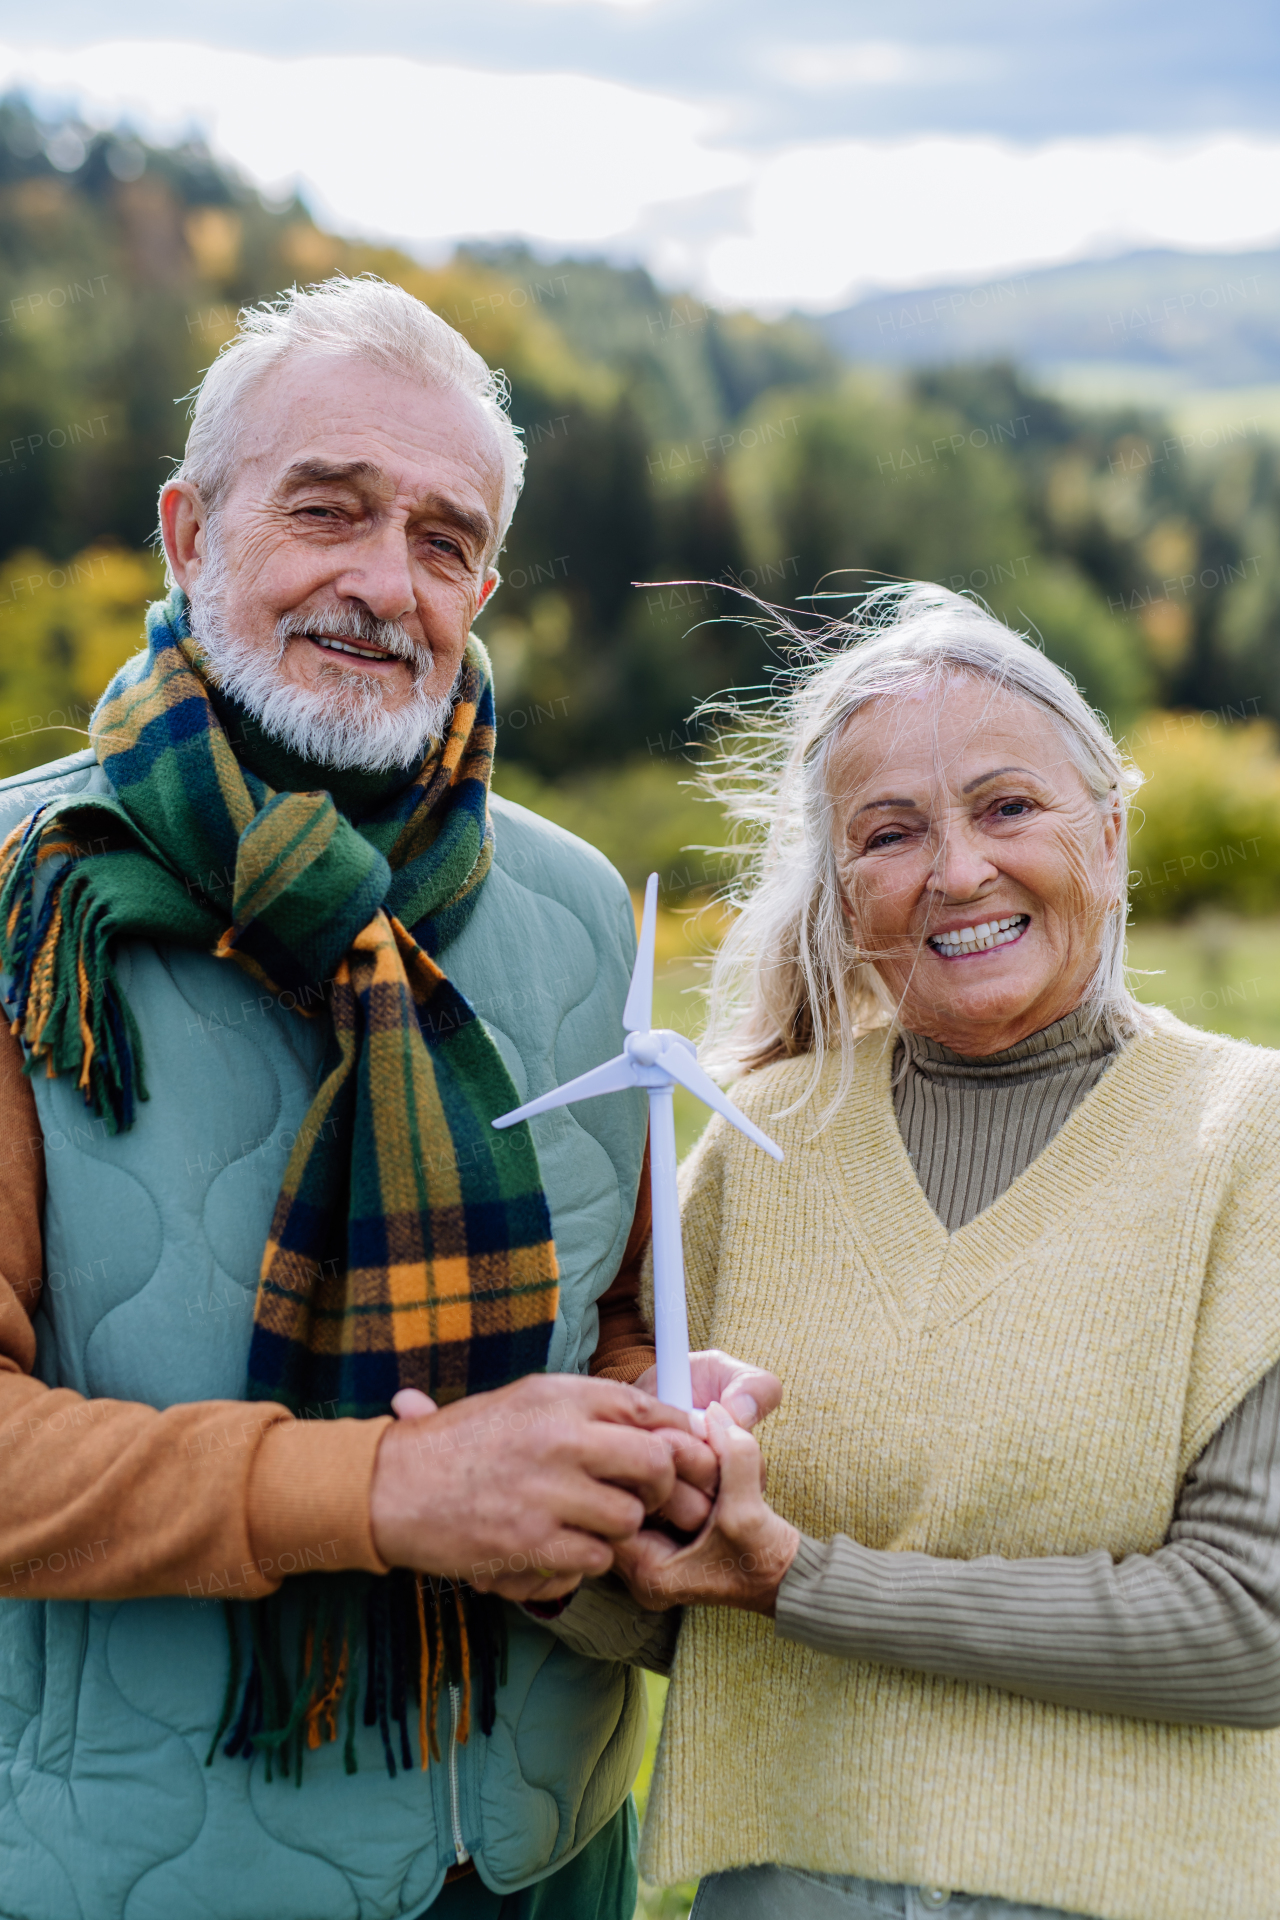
3,1,1279,311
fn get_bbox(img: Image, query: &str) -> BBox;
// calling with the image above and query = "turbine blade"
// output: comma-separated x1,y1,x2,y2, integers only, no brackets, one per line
657,1043,784,1161
623,873,658,1033
492,1055,636,1128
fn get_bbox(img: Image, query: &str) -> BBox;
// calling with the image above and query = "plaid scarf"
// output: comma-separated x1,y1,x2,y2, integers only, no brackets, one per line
0,588,560,1779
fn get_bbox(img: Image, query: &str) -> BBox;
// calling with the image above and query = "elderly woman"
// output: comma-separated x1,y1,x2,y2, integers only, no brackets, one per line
615,585,1280,1920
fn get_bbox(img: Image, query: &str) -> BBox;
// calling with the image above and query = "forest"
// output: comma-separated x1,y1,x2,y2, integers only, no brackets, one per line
3,92,1280,918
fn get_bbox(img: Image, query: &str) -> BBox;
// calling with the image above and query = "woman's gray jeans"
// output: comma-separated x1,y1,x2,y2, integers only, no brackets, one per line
689,1866,1095,1920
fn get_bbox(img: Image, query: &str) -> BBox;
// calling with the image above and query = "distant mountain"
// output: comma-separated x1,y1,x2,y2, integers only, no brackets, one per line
817,248,1280,390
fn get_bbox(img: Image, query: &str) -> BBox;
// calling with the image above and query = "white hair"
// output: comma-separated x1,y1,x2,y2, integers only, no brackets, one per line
165,273,526,560
702,581,1154,1118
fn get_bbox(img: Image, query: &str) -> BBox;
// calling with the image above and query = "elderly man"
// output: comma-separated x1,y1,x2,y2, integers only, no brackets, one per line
0,274,765,1920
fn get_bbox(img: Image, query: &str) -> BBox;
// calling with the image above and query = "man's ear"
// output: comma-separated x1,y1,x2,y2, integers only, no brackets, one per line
160,481,209,591
477,569,500,612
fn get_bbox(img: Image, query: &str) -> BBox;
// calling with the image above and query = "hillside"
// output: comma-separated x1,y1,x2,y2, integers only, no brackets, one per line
3,91,1280,824
818,245,1280,395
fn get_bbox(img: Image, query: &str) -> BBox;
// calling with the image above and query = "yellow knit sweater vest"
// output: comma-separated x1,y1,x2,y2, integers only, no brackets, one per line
641,1014,1280,1920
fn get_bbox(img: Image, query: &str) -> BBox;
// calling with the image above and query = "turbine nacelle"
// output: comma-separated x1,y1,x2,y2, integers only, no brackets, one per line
625,1029,674,1068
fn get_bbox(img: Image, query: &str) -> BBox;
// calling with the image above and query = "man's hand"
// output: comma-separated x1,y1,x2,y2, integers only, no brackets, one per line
633,1350,782,1533
371,1375,713,1605
612,1402,800,1615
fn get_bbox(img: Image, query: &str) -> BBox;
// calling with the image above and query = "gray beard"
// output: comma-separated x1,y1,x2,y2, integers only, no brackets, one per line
188,550,459,774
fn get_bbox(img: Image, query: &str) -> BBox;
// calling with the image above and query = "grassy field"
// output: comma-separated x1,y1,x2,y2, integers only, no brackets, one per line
631,908,1280,1918
1125,914,1280,1044
632,1673,694,1920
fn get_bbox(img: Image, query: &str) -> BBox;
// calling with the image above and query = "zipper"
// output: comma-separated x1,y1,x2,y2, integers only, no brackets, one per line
447,1683,470,1866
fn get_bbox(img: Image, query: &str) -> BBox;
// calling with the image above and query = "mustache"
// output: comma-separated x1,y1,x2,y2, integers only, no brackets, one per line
273,605,431,672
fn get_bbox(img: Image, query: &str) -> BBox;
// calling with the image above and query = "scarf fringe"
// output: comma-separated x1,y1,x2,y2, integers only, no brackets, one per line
205,1573,508,1784
0,809,150,1133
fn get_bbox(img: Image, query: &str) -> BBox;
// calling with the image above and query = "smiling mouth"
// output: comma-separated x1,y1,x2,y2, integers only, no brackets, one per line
928,914,1030,957
305,633,402,663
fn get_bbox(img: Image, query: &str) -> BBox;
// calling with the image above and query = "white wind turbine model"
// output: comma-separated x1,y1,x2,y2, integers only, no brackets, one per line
493,873,783,1411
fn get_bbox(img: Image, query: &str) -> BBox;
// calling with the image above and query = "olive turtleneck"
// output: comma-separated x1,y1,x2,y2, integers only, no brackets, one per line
893,1008,1117,1232
206,685,424,823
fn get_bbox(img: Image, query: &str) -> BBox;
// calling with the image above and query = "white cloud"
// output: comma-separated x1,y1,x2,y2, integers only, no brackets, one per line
3,41,1280,312
768,41,985,91
0,40,747,245
708,136,1280,309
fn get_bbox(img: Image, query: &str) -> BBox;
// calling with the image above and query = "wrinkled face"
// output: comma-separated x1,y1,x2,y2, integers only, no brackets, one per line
830,676,1121,1054
161,352,505,769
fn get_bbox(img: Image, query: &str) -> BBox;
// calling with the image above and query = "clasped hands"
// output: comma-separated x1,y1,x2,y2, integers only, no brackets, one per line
371,1350,798,1613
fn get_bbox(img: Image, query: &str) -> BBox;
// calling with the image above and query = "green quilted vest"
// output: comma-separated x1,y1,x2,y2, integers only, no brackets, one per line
0,749,648,1920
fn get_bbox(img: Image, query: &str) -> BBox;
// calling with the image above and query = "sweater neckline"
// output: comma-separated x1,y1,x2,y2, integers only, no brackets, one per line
825,1014,1204,1330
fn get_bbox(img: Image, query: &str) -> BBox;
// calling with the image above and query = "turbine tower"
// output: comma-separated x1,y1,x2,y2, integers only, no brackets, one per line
493,873,783,1411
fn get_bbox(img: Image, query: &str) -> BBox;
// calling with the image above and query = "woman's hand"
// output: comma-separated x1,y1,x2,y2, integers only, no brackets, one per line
634,1350,782,1430
613,1402,800,1614
634,1349,782,1533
